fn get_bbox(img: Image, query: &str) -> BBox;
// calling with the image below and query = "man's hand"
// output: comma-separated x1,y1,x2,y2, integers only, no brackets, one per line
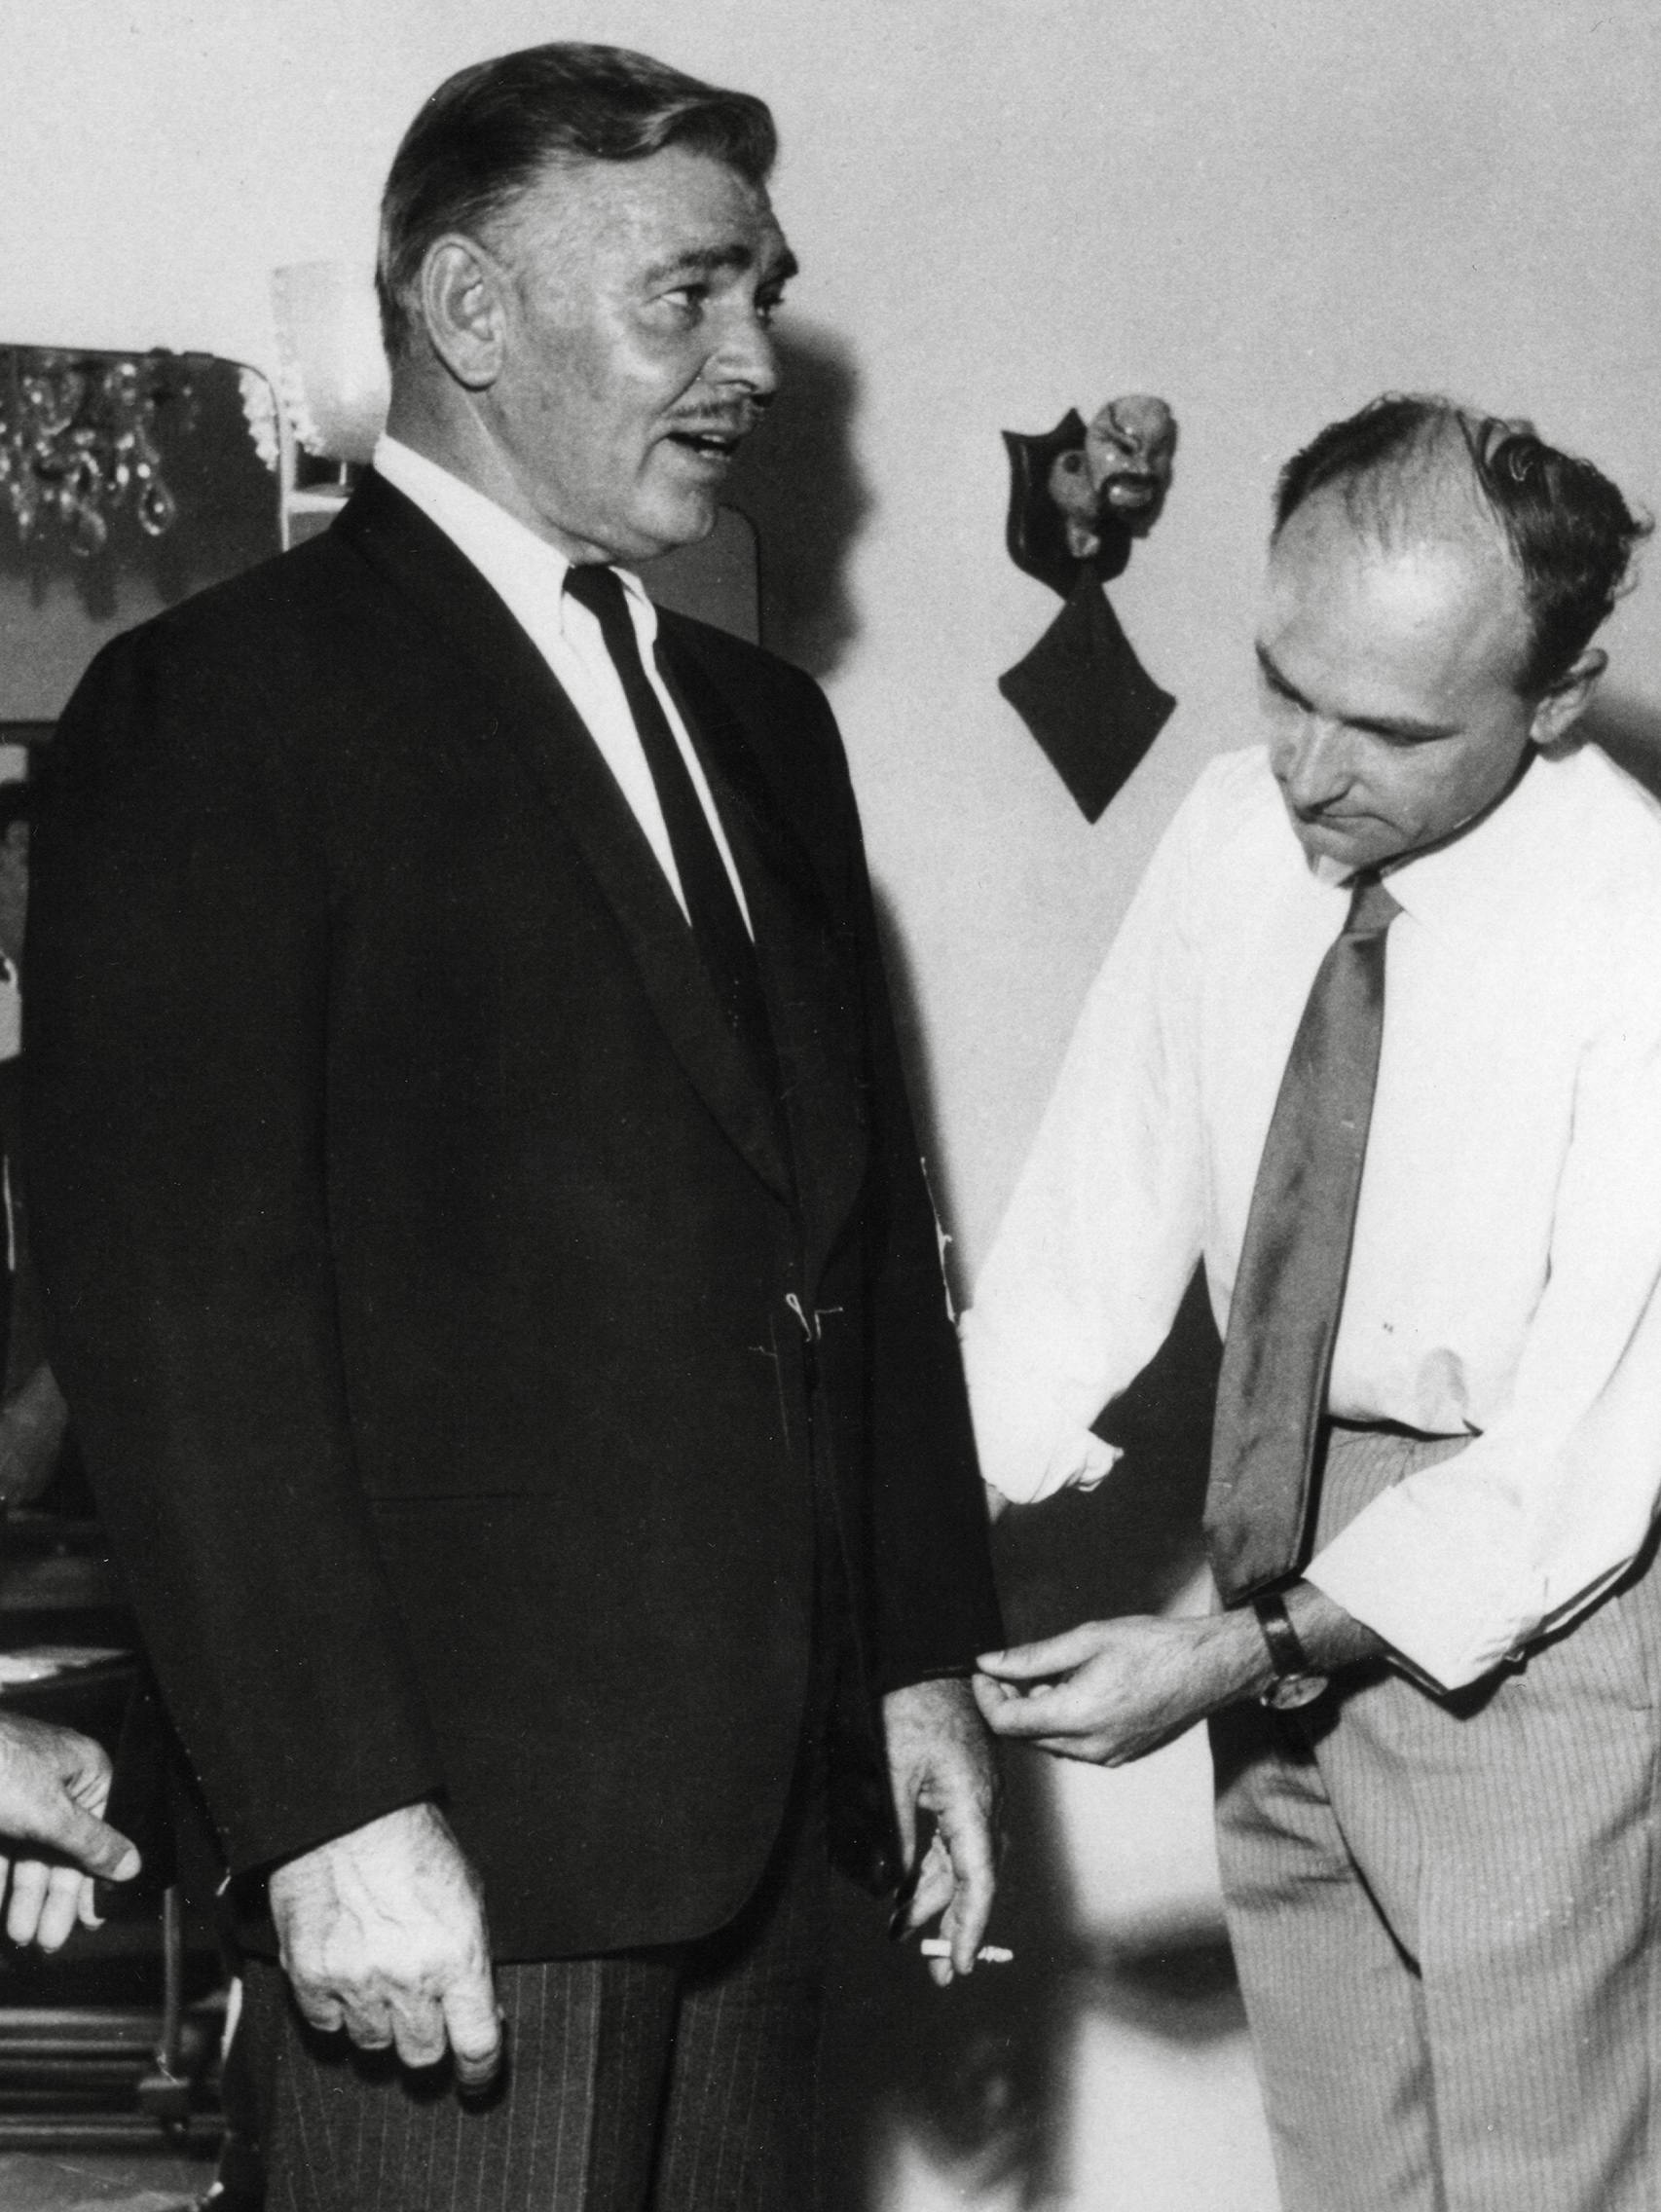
0,1711,140,1950
882,1676,1000,1985
974,1613,1264,1766
269,1801,501,2091
975,1588,1386,1766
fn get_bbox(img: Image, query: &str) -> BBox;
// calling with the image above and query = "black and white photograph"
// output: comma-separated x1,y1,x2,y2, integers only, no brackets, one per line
2,4,1659,2206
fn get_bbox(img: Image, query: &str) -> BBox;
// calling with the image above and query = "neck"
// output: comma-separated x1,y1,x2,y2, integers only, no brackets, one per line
383,375,595,562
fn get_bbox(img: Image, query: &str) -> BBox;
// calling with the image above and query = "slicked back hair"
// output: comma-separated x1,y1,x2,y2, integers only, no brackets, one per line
1274,394,1650,696
377,42,778,358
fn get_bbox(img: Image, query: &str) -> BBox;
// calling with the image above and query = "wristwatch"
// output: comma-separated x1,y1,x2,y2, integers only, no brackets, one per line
1251,1592,1330,1711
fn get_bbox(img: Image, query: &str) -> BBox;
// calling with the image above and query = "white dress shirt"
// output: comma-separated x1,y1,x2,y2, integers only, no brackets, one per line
371,435,752,931
961,740,1661,1690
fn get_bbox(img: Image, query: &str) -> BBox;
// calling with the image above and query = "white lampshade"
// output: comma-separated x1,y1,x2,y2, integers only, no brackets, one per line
271,261,389,464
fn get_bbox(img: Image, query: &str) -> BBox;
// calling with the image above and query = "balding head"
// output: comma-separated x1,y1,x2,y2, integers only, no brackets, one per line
1273,395,1647,697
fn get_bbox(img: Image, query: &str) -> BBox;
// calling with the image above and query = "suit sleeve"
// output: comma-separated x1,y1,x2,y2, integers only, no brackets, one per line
24,622,441,1875
813,686,1004,1689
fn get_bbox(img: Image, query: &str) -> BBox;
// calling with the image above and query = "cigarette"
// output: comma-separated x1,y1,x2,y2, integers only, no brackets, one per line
919,1939,1014,1963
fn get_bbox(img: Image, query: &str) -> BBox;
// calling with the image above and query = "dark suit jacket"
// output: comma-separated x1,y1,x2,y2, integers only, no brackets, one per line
22,473,1001,1960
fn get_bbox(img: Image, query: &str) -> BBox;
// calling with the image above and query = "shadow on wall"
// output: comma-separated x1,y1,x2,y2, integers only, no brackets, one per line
1586,689,1661,801
821,1278,1234,2207
724,316,870,678
867,886,960,1287
766,322,1243,2199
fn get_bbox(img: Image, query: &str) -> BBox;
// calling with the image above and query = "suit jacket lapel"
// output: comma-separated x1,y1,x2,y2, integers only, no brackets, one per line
335,474,792,1203
657,629,870,1288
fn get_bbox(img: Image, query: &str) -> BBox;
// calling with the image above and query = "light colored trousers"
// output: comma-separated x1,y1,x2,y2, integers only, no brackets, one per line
1212,1423,1661,2212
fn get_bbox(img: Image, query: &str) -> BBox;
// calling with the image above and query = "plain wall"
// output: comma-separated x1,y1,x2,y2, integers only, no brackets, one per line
6,4,1659,2202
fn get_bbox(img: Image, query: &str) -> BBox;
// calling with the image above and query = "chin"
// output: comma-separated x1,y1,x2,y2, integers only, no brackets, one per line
625,493,721,564
1291,819,1393,871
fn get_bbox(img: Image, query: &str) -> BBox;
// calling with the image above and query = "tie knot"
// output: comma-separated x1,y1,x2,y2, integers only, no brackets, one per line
1345,871,1401,936
565,562,628,625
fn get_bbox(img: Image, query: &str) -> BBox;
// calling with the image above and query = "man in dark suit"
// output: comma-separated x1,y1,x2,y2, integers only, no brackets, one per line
24,42,1001,2210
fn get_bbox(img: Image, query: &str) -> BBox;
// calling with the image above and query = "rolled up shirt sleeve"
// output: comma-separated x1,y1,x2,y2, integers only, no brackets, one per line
961,773,1215,1505
1308,948,1661,1690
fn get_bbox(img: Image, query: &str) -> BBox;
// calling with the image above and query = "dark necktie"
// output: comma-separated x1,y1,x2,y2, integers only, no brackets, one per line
564,563,774,1068
1203,869,1402,1604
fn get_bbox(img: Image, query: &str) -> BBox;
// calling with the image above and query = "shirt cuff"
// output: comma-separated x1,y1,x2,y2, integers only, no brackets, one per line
978,1424,1121,1508
1306,1484,1546,1692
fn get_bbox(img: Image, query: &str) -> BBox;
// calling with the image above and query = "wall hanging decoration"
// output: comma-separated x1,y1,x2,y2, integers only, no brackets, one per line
998,394,1177,821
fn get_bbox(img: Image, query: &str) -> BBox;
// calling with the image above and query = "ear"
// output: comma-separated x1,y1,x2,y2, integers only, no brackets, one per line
1528,646,1606,749
416,235,508,391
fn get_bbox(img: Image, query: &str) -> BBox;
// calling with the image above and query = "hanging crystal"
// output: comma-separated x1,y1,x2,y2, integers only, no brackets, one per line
0,348,193,557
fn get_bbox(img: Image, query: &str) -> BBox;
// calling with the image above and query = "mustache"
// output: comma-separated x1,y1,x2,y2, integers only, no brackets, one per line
664,399,773,437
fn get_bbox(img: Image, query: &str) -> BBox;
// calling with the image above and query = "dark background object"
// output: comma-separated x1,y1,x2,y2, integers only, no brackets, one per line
1003,414,1133,596
998,402,1178,820
0,351,281,724
999,576,1176,823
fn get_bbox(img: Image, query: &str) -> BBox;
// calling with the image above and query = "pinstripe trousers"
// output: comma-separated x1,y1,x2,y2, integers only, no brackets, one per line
1212,1424,1661,2211
239,1734,830,2212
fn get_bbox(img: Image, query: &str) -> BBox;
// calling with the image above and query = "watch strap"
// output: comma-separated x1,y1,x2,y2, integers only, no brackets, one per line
1251,1591,1330,1710
1253,1592,1311,1676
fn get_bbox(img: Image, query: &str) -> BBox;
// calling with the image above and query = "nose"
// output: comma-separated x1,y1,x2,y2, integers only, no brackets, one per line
708,306,779,401
1273,717,1353,814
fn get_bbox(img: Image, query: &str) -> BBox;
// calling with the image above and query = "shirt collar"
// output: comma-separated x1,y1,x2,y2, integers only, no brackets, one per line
1283,743,1591,938
371,435,657,642
1378,744,1573,936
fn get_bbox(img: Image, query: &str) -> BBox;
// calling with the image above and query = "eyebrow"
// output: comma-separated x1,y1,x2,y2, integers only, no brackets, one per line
1254,642,1461,743
646,243,799,287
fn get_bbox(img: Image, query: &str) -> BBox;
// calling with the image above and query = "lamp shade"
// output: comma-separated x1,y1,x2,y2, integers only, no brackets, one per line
271,261,389,464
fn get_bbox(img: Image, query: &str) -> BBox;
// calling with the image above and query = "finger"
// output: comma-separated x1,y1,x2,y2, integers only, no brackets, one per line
889,1776,919,1873
442,1966,504,2093
1031,1733,1112,1763
33,1863,84,1954
940,1819,997,1981
976,1625,1107,1680
43,1799,140,1885
290,1983,347,2038
387,1995,448,2072
906,1836,960,1982
6,1858,49,1947
77,1874,105,1931
970,1671,1020,1713
901,1833,955,1934
978,1684,1077,1738
338,1998,396,2054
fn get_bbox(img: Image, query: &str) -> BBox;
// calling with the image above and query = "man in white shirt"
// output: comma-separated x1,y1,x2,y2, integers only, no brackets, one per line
964,395,1657,2211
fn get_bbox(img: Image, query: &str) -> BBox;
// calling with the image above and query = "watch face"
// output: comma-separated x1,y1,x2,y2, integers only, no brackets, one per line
1265,1673,1330,1712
